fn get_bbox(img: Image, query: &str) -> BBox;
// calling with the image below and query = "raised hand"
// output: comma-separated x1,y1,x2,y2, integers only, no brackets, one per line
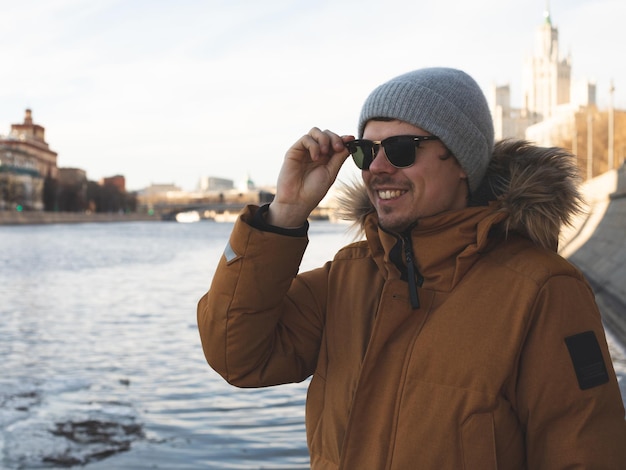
266,128,354,228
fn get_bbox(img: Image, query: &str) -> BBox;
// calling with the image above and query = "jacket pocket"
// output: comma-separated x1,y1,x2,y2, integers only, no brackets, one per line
461,412,497,470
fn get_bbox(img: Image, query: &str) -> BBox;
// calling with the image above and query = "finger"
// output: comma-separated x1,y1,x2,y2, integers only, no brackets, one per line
319,135,352,176
295,129,351,162
326,145,352,175
322,130,350,155
308,127,334,158
296,134,324,161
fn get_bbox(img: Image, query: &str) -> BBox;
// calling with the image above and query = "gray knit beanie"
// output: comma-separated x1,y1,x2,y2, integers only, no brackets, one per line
358,67,494,192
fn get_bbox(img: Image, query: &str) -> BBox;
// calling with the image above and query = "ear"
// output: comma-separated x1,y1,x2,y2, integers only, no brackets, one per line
448,152,467,180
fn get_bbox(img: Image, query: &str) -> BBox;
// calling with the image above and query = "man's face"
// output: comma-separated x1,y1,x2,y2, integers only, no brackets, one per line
362,119,469,233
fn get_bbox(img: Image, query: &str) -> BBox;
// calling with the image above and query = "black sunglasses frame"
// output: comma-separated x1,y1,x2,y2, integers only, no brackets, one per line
346,135,440,170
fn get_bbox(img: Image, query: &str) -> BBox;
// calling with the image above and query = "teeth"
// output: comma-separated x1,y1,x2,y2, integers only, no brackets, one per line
378,190,404,200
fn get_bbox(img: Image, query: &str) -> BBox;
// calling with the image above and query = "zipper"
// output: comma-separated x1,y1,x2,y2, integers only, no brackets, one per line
402,234,423,309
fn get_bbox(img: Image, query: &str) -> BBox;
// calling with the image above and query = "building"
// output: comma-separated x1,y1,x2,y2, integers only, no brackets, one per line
522,8,572,122
136,183,185,210
491,6,581,141
198,176,234,192
491,7,624,179
101,174,126,193
0,109,58,210
490,84,534,141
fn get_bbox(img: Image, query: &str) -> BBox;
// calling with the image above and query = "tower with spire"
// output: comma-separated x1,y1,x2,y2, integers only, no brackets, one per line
522,1,571,122
490,5,594,142
490,5,624,180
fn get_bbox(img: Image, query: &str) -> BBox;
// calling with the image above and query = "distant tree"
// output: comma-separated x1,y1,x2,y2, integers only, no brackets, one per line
57,181,87,212
124,192,138,213
87,181,102,212
100,184,123,212
43,175,58,211
85,180,137,213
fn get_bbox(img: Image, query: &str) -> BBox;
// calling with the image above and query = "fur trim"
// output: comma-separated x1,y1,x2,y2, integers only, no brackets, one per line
333,139,584,251
479,140,584,250
333,178,374,235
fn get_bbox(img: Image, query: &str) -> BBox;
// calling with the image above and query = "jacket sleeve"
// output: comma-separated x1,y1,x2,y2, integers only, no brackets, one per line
515,273,626,468
197,205,327,388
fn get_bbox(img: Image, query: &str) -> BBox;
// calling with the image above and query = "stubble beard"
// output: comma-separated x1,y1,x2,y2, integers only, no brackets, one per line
368,178,416,234
376,205,415,234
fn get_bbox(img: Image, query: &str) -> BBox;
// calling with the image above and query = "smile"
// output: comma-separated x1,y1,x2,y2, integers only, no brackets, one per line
378,190,406,200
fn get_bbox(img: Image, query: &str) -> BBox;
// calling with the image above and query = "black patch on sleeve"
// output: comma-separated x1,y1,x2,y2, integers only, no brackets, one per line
564,331,610,390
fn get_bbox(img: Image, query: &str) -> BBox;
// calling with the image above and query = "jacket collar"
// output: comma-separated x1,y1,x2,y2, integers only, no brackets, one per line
364,205,507,292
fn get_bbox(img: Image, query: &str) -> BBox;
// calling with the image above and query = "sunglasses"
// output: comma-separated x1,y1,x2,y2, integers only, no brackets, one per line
345,135,440,170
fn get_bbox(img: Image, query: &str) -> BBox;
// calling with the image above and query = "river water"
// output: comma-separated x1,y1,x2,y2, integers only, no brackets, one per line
1,219,625,470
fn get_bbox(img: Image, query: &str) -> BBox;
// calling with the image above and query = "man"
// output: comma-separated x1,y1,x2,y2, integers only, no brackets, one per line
198,68,626,468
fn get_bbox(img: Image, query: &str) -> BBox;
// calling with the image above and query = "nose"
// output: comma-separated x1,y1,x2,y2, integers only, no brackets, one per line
367,146,396,174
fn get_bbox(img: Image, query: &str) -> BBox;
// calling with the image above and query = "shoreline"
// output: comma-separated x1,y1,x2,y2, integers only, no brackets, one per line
0,211,161,225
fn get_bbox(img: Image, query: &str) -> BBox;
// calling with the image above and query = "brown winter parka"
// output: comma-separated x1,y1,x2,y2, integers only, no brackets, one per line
198,140,626,469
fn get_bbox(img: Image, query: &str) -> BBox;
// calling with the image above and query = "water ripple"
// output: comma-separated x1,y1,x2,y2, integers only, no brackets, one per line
0,221,353,469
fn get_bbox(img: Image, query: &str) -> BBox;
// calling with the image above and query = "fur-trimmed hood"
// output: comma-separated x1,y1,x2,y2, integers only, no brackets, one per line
334,140,584,251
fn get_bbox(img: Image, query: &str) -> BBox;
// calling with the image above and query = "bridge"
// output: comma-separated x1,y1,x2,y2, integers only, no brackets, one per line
153,199,334,222
145,189,276,221
156,202,250,221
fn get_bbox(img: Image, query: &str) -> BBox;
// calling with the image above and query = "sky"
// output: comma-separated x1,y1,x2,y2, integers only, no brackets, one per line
1,0,625,191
